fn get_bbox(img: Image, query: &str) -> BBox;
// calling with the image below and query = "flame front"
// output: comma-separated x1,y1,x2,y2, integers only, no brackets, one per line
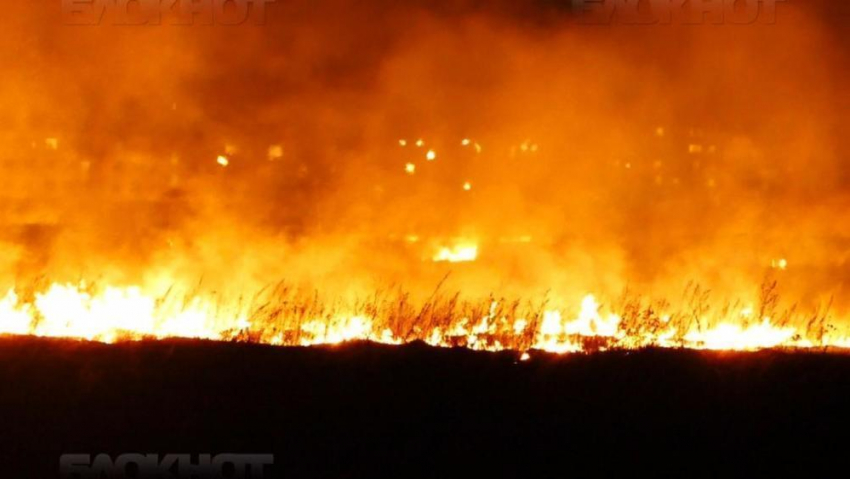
1,281,846,354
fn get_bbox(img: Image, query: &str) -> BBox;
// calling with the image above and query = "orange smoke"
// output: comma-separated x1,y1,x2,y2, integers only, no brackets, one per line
0,1,848,352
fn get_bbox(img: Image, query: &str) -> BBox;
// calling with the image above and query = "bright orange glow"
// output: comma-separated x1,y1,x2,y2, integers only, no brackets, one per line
0,2,845,359
432,242,479,263
1,283,846,353
772,258,788,270
268,145,284,160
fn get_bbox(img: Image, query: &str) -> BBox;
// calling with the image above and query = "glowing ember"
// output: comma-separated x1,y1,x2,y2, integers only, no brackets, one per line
772,258,789,270
216,155,230,167
268,145,284,160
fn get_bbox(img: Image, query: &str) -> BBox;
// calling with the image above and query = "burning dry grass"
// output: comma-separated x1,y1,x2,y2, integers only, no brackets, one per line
1,274,846,354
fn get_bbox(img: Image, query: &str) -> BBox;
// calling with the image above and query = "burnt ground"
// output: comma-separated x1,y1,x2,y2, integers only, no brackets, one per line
0,338,849,478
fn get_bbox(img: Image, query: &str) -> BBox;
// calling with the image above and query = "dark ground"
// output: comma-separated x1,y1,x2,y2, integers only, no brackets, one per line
1,337,849,478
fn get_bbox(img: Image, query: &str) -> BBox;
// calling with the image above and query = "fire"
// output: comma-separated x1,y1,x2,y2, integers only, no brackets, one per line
682,320,799,351
772,258,789,270
3,283,228,343
433,243,479,263
268,145,284,161
0,2,846,360
0,291,32,336
1,281,847,354
301,316,375,346
534,296,622,353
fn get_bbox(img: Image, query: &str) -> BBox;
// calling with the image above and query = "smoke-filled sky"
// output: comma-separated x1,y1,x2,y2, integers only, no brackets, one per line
0,0,848,312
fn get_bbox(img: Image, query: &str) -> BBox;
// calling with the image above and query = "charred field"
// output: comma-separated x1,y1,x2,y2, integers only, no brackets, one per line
1,337,849,477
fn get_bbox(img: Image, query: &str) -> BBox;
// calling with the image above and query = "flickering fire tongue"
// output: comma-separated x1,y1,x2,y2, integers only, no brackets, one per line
0,279,846,353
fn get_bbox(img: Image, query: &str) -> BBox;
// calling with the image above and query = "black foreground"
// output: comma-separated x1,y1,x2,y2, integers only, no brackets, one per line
1,337,849,478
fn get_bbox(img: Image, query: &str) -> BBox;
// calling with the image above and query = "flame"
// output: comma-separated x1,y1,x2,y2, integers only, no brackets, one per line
0,291,32,336
268,145,284,161
772,258,788,270
433,242,479,263
682,320,799,351
1,282,846,354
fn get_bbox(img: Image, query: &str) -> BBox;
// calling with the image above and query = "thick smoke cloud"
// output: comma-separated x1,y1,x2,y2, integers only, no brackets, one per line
0,1,847,314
